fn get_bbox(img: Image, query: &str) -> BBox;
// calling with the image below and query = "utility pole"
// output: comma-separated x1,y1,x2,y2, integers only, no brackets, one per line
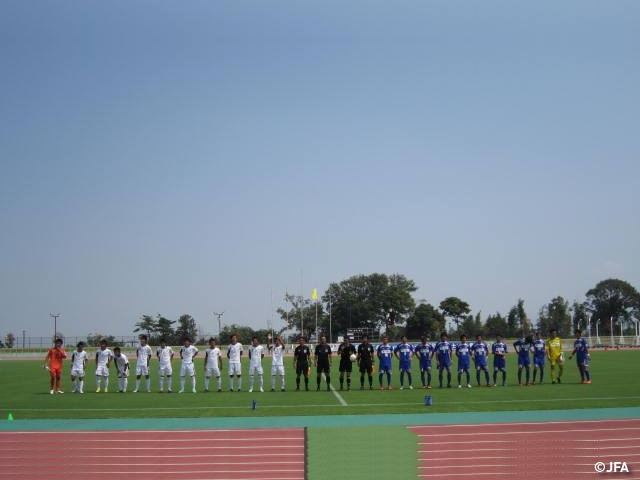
49,313,60,342
213,312,225,337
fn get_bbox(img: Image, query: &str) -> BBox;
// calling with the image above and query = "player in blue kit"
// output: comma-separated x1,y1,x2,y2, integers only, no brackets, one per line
531,331,546,384
434,332,453,388
376,335,394,390
513,333,533,386
456,334,472,388
394,335,414,390
569,329,591,384
471,335,491,387
492,334,508,387
414,335,434,389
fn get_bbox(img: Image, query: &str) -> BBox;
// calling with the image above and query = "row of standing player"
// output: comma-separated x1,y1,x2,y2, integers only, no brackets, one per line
326,328,592,391
43,329,591,394
44,334,288,394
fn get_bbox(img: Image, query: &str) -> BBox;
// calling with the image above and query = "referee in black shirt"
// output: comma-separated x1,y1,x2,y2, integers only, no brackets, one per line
314,336,332,391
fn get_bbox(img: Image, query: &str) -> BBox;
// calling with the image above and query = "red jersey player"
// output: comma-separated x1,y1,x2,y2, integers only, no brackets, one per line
45,338,67,394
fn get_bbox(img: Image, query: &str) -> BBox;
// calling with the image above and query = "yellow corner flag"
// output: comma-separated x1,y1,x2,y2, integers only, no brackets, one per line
311,288,318,301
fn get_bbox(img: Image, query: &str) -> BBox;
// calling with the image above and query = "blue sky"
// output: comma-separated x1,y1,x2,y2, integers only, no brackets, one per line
1,1,638,338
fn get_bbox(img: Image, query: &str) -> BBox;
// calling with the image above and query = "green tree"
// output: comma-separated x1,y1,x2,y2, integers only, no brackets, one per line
405,303,446,339
175,314,198,342
484,313,508,337
219,324,255,345
4,332,15,348
507,299,531,336
439,297,471,333
86,333,123,347
276,294,326,339
155,315,176,344
537,296,572,337
322,273,417,335
134,315,158,338
584,279,640,336
571,301,589,332
459,313,483,338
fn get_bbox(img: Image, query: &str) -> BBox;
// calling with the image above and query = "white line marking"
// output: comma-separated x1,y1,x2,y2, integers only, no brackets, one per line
418,473,594,477
0,470,304,475
0,428,304,434
0,445,301,451
409,417,640,429
0,453,304,459
0,461,304,467
0,437,301,443
421,445,638,453
329,383,348,406
418,437,640,445
417,427,640,437
418,452,640,460
420,463,604,468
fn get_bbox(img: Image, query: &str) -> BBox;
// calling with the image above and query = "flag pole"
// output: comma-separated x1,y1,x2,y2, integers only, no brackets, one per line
300,269,304,340
329,294,332,343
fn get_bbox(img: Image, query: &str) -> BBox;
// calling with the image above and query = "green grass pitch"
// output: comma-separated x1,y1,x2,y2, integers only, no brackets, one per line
0,350,638,420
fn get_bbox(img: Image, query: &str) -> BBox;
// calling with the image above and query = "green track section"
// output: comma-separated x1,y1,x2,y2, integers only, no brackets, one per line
1,407,638,432
307,426,418,480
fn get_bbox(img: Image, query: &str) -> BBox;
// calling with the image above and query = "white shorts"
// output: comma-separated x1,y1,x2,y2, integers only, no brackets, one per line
71,368,85,378
271,365,285,376
136,365,149,376
180,363,195,377
117,371,129,378
96,365,109,377
159,365,173,376
249,364,263,375
206,366,221,377
228,362,242,376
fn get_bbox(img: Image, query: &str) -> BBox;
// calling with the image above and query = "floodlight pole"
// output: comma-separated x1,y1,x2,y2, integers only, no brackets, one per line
610,316,615,347
213,312,225,337
49,313,60,342
329,294,332,343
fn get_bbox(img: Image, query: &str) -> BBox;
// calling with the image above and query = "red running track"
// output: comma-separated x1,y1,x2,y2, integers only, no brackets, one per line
0,428,306,480
410,418,640,480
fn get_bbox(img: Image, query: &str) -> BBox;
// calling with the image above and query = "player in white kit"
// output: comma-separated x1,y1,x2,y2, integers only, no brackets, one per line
95,339,113,393
179,338,198,393
271,337,286,392
70,342,88,393
133,334,153,393
248,336,265,393
113,347,130,392
156,338,174,393
204,338,222,392
227,334,243,392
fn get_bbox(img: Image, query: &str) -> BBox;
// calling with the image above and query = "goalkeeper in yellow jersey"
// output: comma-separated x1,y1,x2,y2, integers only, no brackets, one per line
546,328,564,384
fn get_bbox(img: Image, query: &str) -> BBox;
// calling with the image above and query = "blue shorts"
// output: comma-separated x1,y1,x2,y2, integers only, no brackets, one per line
438,358,451,369
576,354,589,367
533,356,545,367
420,361,432,371
518,355,531,367
494,358,506,370
474,359,488,370
379,363,392,374
458,361,470,372
399,361,411,372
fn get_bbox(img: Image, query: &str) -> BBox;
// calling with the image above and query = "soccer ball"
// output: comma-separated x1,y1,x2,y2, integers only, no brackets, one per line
349,353,357,362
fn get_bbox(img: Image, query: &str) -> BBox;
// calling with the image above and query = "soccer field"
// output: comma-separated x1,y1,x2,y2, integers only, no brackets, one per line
0,350,638,420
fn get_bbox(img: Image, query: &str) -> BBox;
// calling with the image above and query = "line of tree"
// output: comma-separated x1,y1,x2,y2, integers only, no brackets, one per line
132,314,199,345
276,274,640,341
